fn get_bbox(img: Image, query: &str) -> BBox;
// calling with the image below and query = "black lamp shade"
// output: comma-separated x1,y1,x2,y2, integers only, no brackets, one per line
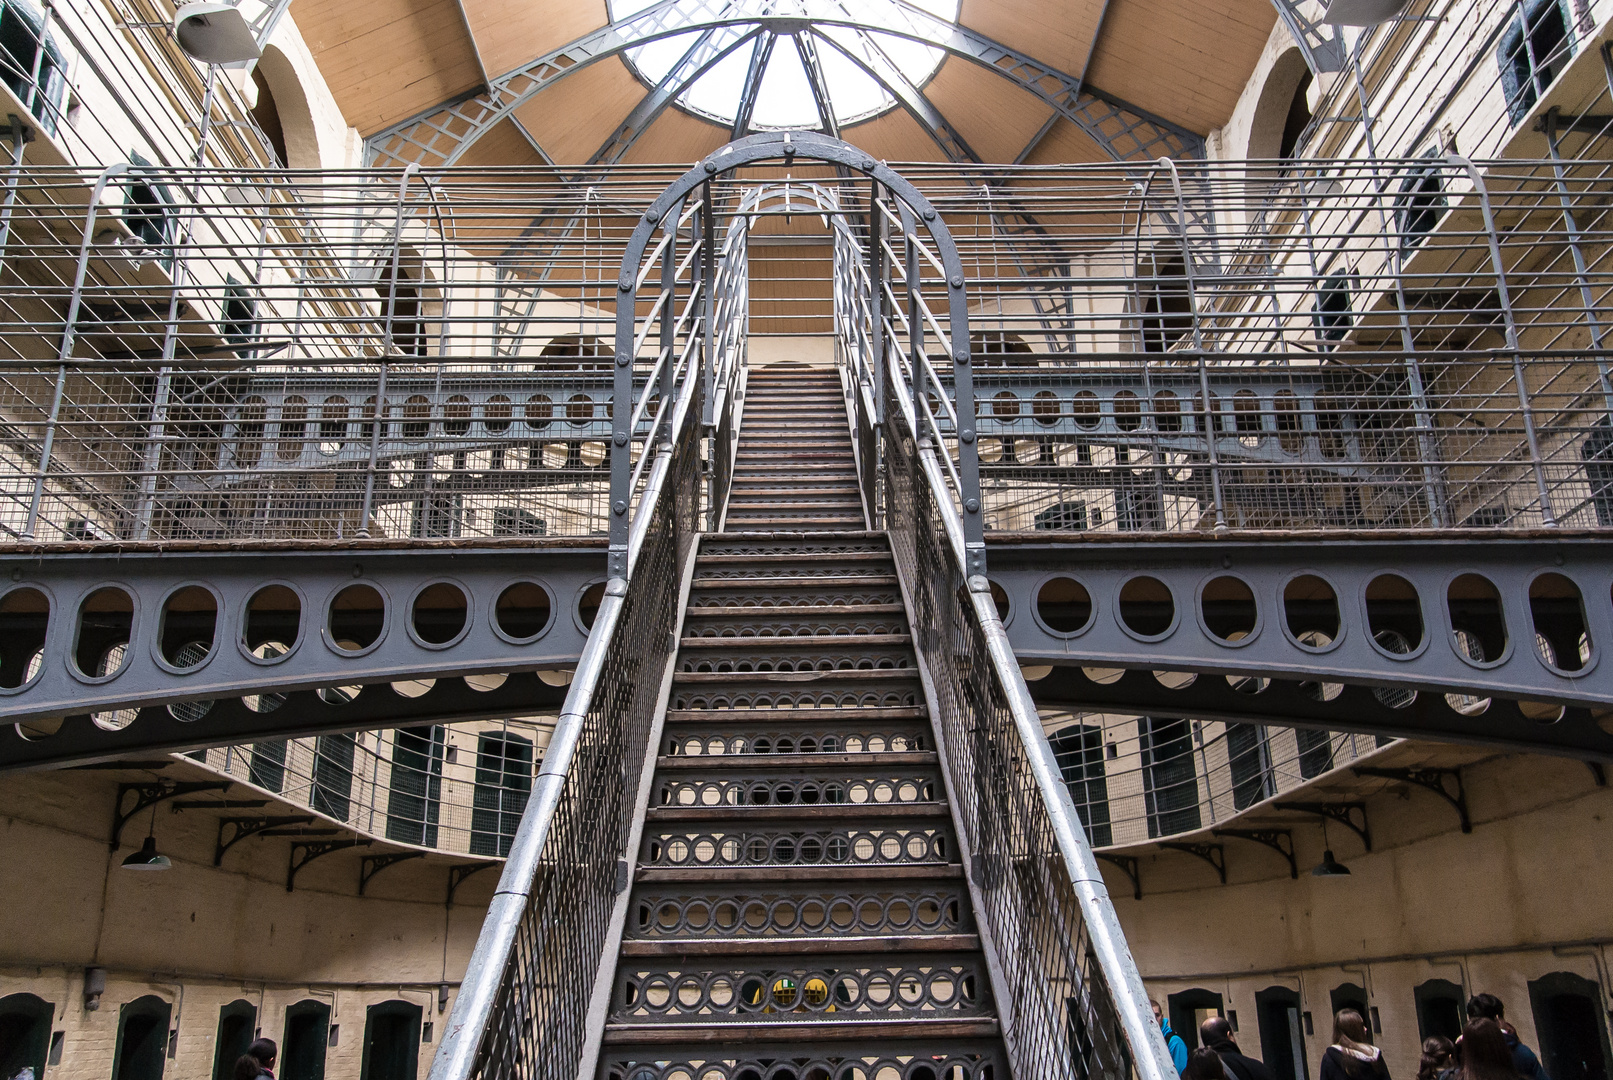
121,835,172,871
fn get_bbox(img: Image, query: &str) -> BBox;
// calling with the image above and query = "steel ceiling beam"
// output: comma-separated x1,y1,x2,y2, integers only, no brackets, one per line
813,25,980,162
794,31,839,137
362,0,1204,167
591,25,765,164
730,31,777,139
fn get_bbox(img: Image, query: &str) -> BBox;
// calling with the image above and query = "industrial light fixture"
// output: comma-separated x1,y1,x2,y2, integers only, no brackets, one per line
1311,819,1351,876
121,805,172,870
173,2,261,65
1321,0,1415,25
121,834,172,870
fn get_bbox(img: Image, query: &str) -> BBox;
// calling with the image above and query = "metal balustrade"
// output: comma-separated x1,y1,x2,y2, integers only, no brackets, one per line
186,716,554,861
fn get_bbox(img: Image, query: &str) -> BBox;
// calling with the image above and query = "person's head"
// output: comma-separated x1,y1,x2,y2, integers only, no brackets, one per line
247,1039,276,1069
1185,1047,1228,1080
1419,1035,1455,1080
1467,994,1506,1022
1333,1008,1372,1049
1458,1019,1520,1080
1152,1000,1165,1025
1202,1015,1236,1048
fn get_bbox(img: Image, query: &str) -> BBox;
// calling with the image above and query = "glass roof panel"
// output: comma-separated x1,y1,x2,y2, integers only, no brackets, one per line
610,0,960,130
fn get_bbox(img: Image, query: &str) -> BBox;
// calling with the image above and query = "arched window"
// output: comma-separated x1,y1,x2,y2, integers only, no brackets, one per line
470,732,533,856
1528,971,1612,1080
1255,986,1308,1080
1140,717,1200,838
211,1000,257,1080
1047,722,1111,846
1138,248,1191,352
386,725,444,847
113,996,172,1080
125,154,174,268
1500,0,1575,124
0,992,54,1080
360,1001,422,1080
251,65,288,166
281,1000,330,1080
0,0,66,133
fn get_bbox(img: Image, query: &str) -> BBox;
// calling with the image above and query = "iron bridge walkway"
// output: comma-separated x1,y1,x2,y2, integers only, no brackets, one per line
598,365,1007,1078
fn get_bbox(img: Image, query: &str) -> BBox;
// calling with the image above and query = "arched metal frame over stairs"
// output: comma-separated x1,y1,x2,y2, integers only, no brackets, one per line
430,130,1176,1080
607,129,984,579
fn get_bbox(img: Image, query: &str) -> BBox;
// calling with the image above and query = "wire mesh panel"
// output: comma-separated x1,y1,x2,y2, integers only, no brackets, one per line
884,415,1140,1080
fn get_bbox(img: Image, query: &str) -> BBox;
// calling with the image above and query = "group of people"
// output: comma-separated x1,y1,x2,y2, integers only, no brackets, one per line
1151,993,1550,1080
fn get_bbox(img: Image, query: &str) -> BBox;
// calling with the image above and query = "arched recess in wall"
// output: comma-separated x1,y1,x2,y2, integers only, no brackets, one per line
251,45,320,168
367,248,444,357
1245,47,1313,161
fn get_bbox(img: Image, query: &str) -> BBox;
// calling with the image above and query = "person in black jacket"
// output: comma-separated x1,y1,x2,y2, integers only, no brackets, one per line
1321,1009,1392,1080
1467,994,1550,1080
1201,1015,1279,1080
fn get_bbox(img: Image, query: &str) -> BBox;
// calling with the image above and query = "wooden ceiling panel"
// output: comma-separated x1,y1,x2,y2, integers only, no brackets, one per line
292,0,482,135
844,108,950,163
956,0,1105,75
921,57,1054,164
512,58,647,165
460,0,609,80
619,109,730,165
1022,115,1112,166
1081,0,1274,134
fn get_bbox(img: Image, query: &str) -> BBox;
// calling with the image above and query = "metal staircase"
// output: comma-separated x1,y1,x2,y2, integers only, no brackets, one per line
428,134,1171,1080
598,364,1006,1077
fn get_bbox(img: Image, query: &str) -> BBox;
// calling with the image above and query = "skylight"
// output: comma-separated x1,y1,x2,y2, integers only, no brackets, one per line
609,0,961,131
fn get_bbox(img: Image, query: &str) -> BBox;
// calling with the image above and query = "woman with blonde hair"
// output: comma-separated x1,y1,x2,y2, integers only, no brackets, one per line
1321,1009,1392,1080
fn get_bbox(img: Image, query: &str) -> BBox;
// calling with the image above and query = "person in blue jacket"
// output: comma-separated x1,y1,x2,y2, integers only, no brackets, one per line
1153,999,1190,1074
1467,994,1551,1080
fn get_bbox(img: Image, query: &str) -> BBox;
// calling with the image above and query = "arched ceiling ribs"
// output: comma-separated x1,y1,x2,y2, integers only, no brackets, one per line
793,32,839,136
362,0,1205,168
591,25,766,164
810,24,980,162
1268,0,1347,73
730,30,777,138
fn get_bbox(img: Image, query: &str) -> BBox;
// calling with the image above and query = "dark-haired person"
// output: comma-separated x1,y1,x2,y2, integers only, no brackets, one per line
233,1037,276,1080
1450,1019,1525,1080
1321,1009,1391,1080
1186,1047,1231,1080
1418,1035,1456,1080
1467,994,1549,1080
1201,1014,1278,1080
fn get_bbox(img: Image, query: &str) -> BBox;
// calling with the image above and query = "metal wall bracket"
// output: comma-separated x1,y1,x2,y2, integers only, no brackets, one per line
1159,841,1226,884
287,838,370,892
1097,852,1141,900
1212,828,1297,879
1353,766,1471,833
1273,800,1371,851
215,814,315,865
360,851,426,895
447,861,498,906
111,781,230,849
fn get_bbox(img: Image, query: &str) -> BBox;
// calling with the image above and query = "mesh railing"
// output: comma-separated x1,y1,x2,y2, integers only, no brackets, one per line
183,717,555,857
831,173,1175,1080
425,262,704,1080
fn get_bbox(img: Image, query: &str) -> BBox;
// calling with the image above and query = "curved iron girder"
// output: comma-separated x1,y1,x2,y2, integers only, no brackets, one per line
362,0,1204,167
990,535,1613,726
1269,0,1348,73
794,31,839,136
0,546,602,735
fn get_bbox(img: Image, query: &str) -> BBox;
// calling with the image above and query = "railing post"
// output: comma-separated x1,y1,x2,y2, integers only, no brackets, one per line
905,221,925,429
0,114,31,274
659,196,682,450
868,180,887,426
357,164,418,539
26,162,129,540
1454,155,1557,526
1541,109,1613,420
1350,49,1447,526
1161,158,1227,530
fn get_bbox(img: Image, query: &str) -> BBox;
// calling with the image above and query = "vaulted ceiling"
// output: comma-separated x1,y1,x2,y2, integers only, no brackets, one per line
291,0,1279,167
